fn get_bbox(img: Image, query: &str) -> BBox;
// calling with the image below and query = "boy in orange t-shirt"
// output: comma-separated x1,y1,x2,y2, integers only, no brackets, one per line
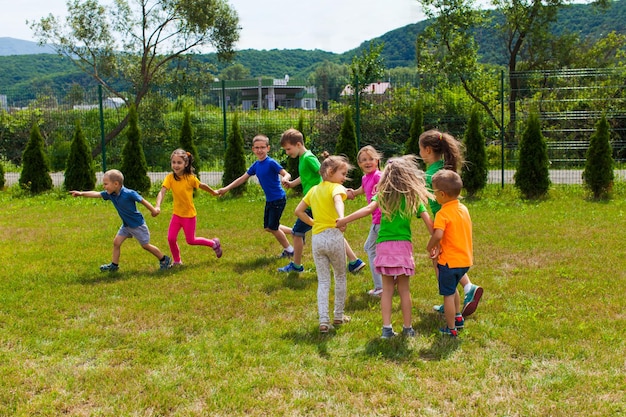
426,170,473,337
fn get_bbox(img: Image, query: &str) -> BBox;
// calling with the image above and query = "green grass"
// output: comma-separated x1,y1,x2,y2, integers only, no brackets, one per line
1,184,625,416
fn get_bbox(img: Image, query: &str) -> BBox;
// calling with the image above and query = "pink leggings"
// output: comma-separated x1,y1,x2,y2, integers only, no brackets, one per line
168,214,214,262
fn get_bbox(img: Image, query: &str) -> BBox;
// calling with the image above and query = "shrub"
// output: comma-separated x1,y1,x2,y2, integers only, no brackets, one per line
462,106,488,197
583,115,614,199
179,108,199,172
222,113,246,196
514,112,551,199
336,107,361,189
0,160,4,190
64,120,96,191
120,105,151,193
405,101,423,163
19,123,53,194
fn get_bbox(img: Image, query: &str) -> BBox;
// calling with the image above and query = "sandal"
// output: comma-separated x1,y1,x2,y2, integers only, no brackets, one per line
333,315,351,325
319,323,331,333
368,288,383,297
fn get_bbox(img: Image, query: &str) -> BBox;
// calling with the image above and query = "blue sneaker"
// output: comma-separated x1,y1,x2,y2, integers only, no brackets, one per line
159,255,172,270
402,327,416,337
462,285,483,317
348,258,366,274
433,304,444,314
100,263,119,272
278,261,304,273
455,314,465,330
439,327,458,337
381,327,397,339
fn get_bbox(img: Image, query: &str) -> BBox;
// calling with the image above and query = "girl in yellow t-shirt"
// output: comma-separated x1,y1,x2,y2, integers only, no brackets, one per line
155,149,221,265
295,155,352,333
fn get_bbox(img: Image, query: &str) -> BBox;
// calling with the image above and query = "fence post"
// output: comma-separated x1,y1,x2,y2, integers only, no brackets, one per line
221,80,227,150
98,85,106,172
500,70,505,188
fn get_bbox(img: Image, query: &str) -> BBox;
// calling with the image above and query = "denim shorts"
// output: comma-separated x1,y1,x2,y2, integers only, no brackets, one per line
437,264,469,296
292,207,313,237
264,197,287,231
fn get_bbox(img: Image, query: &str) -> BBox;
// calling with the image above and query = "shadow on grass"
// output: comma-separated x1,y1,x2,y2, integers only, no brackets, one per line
282,326,339,359
345,292,381,312
279,272,317,290
414,310,461,361
76,265,180,285
231,256,277,274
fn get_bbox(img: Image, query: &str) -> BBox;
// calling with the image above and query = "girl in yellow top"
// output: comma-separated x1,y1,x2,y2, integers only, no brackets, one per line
155,149,221,265
295,155,352,333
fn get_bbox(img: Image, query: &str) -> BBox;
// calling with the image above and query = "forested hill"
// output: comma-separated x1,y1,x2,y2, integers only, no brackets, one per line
1,0,625,90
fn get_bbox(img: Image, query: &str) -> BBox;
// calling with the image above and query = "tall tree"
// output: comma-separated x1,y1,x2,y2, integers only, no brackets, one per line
583,115,614,199
31,0,240,157
120,105,151,193
19,123,53,194
462,106,488,197
179,109,199,173
222,113,246,196
64,120,96,191
336,107,361,189
347,42,386,102
514,112,550,199
405,101,424,166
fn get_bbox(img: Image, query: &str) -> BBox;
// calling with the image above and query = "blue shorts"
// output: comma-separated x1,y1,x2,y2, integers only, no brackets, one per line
264,197,287,231
117,223,151,246
292,207,313,237
437,264,469,296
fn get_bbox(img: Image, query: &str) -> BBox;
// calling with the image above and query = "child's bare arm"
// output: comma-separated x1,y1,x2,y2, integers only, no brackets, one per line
420,211,434,235
155,186,168,213
336,201,377,229
218,173,249,196
279,169,291,184
295,200,314,226
199,182,219,196
140,198,159,217
69,190,102,198
426,229,444,258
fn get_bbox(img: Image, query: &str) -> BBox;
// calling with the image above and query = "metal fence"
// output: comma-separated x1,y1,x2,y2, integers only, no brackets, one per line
1,68,625,185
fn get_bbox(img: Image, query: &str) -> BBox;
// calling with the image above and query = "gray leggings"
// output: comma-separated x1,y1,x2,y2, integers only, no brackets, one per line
312,228,347,324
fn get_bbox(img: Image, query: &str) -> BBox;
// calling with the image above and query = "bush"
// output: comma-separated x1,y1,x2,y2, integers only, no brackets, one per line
335,107,361,189
514,112,551,199
120,105,151,193
222,113,246,196
19,123,53,194
0,160,4,190
179,108,199,172
462,106,488,197
583,115,614,199
64,120,96,191
405,101,423,162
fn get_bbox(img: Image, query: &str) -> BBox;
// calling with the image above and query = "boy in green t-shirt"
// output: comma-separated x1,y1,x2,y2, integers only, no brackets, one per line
278,128,365,274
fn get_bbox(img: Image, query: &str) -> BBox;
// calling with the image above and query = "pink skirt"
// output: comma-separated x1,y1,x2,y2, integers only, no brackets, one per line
374,241,415,277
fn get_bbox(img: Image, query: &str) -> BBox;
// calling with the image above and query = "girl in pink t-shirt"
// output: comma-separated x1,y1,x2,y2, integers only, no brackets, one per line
347,146,384,297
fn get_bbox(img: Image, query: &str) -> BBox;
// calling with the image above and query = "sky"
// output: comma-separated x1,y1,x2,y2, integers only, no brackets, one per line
0,0,426,54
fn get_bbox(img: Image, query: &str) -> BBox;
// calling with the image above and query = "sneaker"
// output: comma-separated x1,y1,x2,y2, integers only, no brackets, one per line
440,327,458,337
433,304,445,314
368,288,383,297
212,238,222,258
462,285,483,317
381,327,397,339
100,263,119,272
159,255,172,270
278,261,304,273
455,315,465,330
171,261,183,267
402,327,416,337
348,258,366,274
279,249,294,258
333,315,351,326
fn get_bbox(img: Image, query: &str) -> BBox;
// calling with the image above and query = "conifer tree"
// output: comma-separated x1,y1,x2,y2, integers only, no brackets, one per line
405,101,424,168
19,123,53,194
222,113,246,196
462,106,488,197
0,161,5,190
179,108,199,172
514,112,551,199
120,104,151,193
64,120,96,191
336,106,361,189
583,115,614,199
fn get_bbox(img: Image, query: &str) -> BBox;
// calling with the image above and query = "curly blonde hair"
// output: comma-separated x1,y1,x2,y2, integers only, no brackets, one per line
377,155,432,220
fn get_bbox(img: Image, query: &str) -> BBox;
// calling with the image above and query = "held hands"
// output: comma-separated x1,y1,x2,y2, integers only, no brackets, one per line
282,179,292,189
345,189,355,200
429,245,441,259
69,191,81,197
336,218,348,231
216,188,228,196
153,207,161,217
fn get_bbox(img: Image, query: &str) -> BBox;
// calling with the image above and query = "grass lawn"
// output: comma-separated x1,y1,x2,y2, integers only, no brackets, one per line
0,184,624,416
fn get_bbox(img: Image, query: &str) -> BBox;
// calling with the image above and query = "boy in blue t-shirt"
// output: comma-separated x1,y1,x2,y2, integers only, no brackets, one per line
218,134,295,257
70,169,171,272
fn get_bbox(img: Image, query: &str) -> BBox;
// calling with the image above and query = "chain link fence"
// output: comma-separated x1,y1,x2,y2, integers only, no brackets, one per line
2,68,625,185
